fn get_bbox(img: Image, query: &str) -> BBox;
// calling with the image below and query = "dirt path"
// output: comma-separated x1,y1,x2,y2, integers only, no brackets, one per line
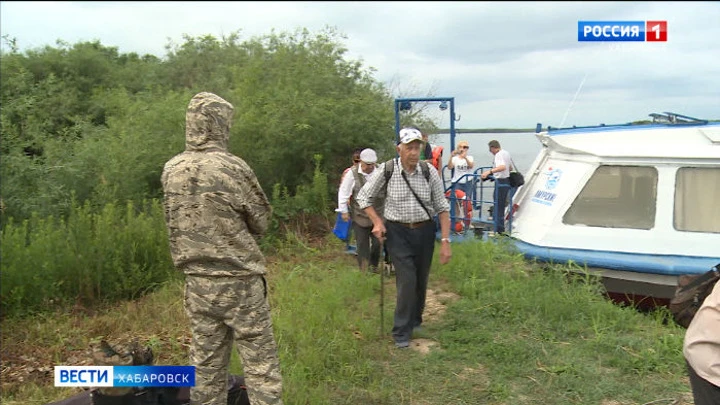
408,287,460,354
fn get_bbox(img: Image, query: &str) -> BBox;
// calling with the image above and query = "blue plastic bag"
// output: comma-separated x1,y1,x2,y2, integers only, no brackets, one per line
332,212,352,241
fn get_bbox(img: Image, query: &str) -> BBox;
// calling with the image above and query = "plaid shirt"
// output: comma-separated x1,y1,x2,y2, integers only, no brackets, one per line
356,158,449,223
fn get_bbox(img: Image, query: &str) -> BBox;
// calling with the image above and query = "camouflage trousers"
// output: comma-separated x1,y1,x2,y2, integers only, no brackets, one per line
184,273,283,405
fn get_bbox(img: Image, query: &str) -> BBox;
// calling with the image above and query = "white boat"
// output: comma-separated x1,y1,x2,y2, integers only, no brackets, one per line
506,112,720,304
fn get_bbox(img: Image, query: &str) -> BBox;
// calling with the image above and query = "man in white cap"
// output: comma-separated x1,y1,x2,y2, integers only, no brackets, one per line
356,128,452,348
337,148,385,273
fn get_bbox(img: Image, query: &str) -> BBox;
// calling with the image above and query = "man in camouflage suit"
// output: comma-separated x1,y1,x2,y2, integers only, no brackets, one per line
161,92,283,405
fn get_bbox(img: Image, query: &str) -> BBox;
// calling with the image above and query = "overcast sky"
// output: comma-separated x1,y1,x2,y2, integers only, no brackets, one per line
2,1,719,129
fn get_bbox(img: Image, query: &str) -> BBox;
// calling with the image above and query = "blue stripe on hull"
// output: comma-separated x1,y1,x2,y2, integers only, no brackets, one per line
512,239,720,276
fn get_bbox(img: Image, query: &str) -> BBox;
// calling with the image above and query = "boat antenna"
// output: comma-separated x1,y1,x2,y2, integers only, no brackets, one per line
559,71,589,128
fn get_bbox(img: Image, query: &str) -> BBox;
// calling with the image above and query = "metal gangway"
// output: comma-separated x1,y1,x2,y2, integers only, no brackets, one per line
441,166,517,240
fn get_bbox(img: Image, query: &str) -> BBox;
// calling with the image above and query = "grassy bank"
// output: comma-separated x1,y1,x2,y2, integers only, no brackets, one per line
0,235,692,405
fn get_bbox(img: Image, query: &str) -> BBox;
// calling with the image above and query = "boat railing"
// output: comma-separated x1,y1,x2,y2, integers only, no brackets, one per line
444,167,517,238
441,164,451,191
542,111,708,132
649,112,708,125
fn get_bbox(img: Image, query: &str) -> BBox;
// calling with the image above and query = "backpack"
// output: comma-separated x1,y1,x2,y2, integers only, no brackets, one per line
668,263,720,328
46,375,249,405
383,158,431,191
45,340,251,405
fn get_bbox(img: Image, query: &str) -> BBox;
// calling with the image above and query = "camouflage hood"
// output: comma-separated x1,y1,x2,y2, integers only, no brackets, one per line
184,92,234,152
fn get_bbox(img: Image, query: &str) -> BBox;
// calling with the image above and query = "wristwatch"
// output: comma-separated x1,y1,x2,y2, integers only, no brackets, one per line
441,238,451,243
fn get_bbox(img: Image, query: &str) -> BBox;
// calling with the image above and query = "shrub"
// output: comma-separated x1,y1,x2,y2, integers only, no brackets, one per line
0,199,176,318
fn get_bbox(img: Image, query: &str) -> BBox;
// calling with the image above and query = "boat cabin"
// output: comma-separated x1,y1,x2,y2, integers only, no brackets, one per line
508,113,720,300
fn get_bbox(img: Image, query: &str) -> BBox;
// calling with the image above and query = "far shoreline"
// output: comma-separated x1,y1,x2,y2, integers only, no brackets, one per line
443,118,720,134
438,128,535,133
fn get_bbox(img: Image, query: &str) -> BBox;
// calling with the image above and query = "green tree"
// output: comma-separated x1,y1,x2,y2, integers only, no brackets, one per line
1,27,437,225
0,27,443,313
226,27,396,194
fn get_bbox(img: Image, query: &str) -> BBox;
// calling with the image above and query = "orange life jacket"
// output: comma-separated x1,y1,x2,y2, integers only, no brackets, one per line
431,146,444,171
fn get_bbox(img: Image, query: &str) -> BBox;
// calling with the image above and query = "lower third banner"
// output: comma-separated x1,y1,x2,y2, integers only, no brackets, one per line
54,365,195,387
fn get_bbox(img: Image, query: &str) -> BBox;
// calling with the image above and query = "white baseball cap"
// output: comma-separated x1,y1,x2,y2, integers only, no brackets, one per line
398,128,423,145
359,148,377,164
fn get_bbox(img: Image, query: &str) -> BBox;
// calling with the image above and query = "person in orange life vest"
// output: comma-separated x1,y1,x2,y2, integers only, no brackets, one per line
409,126,434,168
411,126,443,172
430,145,444,172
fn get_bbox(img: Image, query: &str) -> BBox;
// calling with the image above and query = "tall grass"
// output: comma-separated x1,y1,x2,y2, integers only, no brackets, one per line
1,199,176,317
1,235,693,405
0,157,337,319
429,240,688,404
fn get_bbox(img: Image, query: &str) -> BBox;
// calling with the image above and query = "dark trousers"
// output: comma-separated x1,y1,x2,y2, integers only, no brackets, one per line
385,220,436,344
687,361,720,405
493,178,511,233
353,223,381,269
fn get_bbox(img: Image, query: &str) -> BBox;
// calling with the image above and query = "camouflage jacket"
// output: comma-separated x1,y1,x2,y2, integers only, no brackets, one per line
161,92,272,277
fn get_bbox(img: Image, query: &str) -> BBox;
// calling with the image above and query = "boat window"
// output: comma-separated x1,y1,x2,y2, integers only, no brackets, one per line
563,165,657,229
674,167,720,233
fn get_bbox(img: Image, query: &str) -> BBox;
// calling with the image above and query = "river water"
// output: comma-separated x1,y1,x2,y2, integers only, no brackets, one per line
430,131,541,175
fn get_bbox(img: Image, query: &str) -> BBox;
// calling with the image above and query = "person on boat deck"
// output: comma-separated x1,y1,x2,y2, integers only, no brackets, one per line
683,280,720,404
412,126,434,168
416,127,444,172
448,140,475,199
355,127,452,349
480,140,513,234
336,148,389,273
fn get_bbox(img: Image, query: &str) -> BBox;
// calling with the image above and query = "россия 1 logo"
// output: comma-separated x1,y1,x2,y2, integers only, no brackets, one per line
578,21,667,42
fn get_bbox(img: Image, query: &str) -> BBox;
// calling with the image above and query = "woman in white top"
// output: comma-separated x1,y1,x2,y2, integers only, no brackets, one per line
447,140,475,198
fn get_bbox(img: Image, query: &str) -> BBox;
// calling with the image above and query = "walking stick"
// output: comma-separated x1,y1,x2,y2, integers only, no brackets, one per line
379,240,385,339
